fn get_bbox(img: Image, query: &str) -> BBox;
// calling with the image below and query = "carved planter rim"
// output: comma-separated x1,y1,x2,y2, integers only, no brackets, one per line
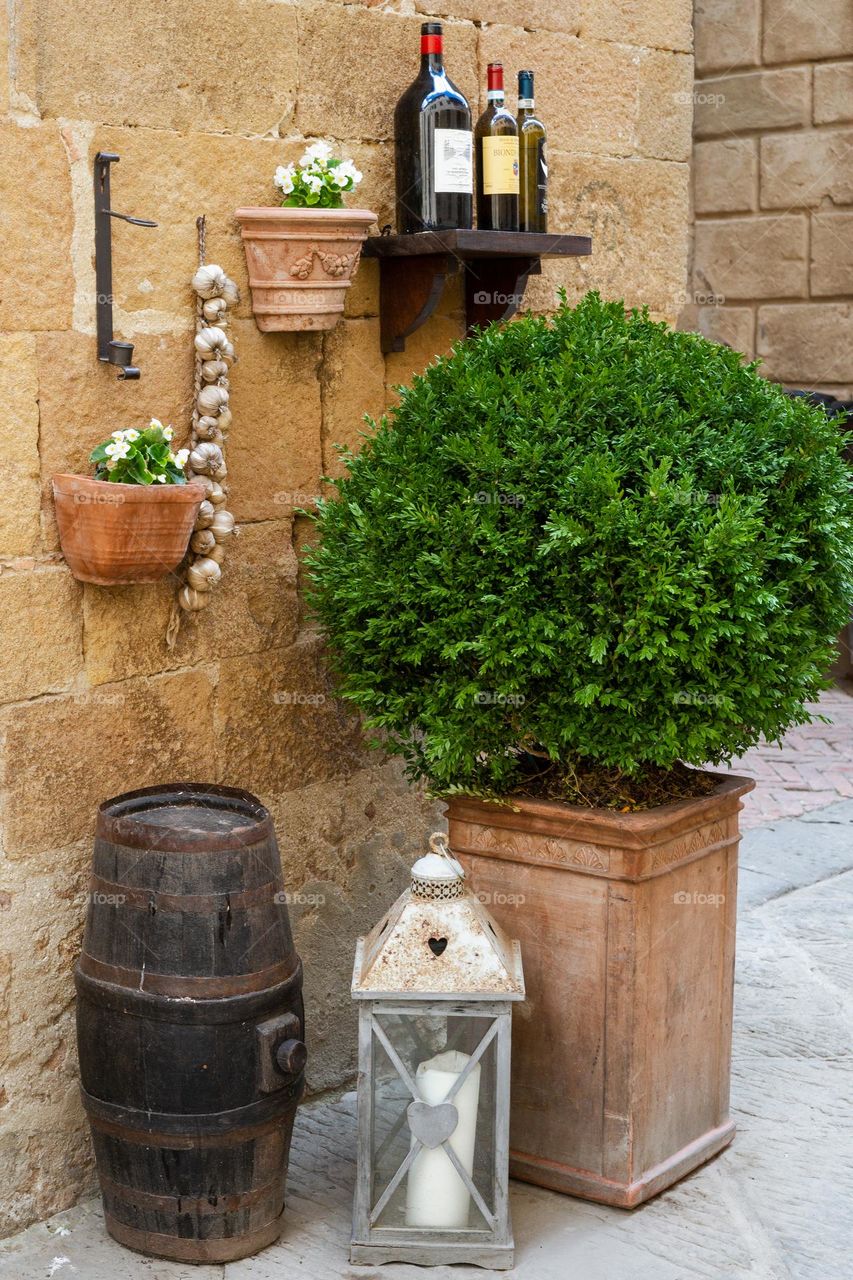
446,770,755,870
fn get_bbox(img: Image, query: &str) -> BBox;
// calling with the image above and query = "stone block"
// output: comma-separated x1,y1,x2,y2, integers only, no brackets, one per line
345,259,380,319
14,0,298,133
694,139,757,214
683,305,756,359
297,8,478,142
321,319,385,480
693,215,808,301
415,0,580,35
757,304,853,383
763,0,853,64
265,759,443,1093
580,0,693,52
814,62,853,125
0,668,215,856
811,213,853,297
82,519,299,685
695,69,810,139
527,154,690,318
0,334,41,557
35,330,193,551
226,319,324,523
694,0,760,74
0,123,74,332
637,51,693,162
761,129,853,209
480,28,640,158
0,568,83,705
215,635,365,796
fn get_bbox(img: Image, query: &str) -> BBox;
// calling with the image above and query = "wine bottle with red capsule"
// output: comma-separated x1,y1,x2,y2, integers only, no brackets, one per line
475,62,519,232
394,22,473,234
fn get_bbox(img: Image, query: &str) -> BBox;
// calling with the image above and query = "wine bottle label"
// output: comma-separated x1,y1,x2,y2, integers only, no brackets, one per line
482,136,520,196
518,98,534,109
434,128,474,194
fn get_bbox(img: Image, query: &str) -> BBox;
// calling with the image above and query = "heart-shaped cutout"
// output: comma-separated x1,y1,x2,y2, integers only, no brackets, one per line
428,936,448,956
407,1099,459,1149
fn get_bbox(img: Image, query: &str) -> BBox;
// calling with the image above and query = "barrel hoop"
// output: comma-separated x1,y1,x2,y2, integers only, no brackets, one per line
89,1110,295,1149
82,1079,304,1138
88,874,283,914
77,953,296,998
99,1172,283,1216
104,1214,284,1263
74,958,303,1025
97,783,273,853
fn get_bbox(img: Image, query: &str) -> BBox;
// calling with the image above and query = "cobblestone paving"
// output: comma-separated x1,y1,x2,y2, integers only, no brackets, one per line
729,683,853,828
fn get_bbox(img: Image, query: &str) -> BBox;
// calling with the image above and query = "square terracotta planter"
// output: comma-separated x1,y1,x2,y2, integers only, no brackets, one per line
447,772,754,1207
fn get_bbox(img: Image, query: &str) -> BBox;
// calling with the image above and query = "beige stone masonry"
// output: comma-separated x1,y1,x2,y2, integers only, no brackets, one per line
0,0,694,1235
688,1,853,395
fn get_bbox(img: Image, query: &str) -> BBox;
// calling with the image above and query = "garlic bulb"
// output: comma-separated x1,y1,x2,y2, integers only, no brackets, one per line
207,482,227,507
207,543,226,565
187,473,213,498
187,557,222,591
196,419,223,443
189,442,225,477
178,584,211,611
192,264,227,300
194,326,229,359
194,500,215,529
190,528,216,555
222,277,240,307
197,384,229,416
215,406,233,431
201,359,228,384
202,297,228,323
211,510,235,542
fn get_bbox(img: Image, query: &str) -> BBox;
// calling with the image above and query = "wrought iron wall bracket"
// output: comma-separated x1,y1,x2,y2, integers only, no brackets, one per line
94,152,158,380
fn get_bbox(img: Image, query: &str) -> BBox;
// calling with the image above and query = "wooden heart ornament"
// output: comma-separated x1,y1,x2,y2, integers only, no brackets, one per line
407,1100,459,1149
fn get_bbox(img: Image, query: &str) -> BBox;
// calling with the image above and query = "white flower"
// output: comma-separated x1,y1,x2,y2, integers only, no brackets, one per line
305,173,323,195
156,474,167,483
336,160,363,187
104,441,117,457
301,140,333,167
162,425,174,441
110,430,126,442
111,441,130,460
274,163,296,195
149,418,164,431
167,451,176,463
124,428,140,442
175,448,190,468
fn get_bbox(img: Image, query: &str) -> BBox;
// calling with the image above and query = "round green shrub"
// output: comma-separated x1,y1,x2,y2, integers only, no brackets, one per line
307,293,853,802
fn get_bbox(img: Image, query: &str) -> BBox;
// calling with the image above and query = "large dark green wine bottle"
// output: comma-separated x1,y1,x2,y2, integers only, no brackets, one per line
475,62,519,232
393,22,473,234
517,70,547,233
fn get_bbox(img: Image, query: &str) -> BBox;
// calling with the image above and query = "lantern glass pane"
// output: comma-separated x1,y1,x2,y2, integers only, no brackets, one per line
369,1009,498,1235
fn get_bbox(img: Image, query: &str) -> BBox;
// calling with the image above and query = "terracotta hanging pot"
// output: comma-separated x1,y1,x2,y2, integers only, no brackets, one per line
53,473,205,586
235,206,376,332
447,771,755,1208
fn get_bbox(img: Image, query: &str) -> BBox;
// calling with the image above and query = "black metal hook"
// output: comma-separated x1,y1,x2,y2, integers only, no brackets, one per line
94,152,158,379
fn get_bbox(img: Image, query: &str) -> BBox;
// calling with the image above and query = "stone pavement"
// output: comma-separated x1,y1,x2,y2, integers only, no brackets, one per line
2,789,851,1280
729,684,853,828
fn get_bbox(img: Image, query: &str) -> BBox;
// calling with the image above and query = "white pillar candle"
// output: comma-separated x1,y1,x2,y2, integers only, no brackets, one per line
405,1049,482,1229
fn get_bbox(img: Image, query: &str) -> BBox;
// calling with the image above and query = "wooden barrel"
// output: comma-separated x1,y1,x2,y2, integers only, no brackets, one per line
75,783,306,1264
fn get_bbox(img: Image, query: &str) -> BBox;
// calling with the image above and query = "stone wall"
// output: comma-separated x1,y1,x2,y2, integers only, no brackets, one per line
0,0,693,1235
689,0,853,395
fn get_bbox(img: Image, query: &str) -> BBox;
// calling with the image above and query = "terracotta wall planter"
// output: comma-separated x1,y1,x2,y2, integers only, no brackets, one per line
235,207,376,332
447,773,754,1208
53,473,204,586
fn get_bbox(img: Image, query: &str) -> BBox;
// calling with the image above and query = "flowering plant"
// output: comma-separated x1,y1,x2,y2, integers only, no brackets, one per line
90,419,190,485
274,141,363,209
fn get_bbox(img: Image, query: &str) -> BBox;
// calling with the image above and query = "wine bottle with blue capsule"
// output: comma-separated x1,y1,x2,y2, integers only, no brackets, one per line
517,70,547,233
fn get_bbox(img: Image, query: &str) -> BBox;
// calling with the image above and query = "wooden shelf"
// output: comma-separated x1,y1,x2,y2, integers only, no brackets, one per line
363,229,592,353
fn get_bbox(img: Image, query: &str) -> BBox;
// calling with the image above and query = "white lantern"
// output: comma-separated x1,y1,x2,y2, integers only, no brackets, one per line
350,833,525,1270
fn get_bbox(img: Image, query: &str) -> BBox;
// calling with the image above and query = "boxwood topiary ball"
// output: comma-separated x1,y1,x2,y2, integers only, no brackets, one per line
306,293,853,803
